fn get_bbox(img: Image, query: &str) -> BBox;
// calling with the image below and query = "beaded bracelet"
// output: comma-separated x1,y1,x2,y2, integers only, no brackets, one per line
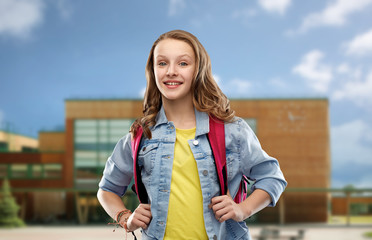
109,209,137,240
116,209,132,223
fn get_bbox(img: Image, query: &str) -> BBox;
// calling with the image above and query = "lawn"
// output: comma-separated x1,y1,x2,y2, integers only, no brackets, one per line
329,215,372,224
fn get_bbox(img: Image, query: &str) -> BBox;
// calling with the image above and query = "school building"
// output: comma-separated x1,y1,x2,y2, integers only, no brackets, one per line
0,98,330,223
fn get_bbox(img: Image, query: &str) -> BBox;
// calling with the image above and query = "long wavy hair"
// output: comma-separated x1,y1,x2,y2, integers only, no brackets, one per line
130,30,235,139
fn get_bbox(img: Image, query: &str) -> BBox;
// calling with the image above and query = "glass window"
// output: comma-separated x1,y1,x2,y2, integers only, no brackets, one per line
98,151,111,159
44,164,62,178
75,151,97,159
98,120,109,127
98,130,109,138
11,164,28,178
75,157,97,168
110,120,132,128
75,143,98,151
0,164,8,178
75,120,97,128
0,141,9,152
75,178,100,189
109,136,122,143
98,135,109,142
75,128,97,136
32,164,43,178
75,136,98,143
74,119,133,188
22,146,37,152
75,168,100,189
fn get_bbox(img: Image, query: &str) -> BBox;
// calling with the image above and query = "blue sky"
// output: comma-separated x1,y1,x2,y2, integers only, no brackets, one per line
0,0,372,188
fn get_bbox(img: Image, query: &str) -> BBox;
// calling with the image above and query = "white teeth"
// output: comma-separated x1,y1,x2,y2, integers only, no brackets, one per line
165,82,181,85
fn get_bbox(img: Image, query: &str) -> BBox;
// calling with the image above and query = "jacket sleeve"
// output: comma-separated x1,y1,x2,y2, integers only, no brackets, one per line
98,133,134,197
237,119,287,207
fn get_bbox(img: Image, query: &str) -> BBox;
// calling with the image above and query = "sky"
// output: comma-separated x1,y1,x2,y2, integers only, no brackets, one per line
0,0,371,189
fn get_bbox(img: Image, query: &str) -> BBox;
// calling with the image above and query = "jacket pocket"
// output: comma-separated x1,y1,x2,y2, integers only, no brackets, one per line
225,219,249,239
138,142,159,175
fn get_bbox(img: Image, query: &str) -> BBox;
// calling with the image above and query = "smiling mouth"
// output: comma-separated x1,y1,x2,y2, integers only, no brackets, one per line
164,81,182,85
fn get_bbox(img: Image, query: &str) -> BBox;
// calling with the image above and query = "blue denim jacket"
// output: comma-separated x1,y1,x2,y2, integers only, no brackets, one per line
99,106,287,240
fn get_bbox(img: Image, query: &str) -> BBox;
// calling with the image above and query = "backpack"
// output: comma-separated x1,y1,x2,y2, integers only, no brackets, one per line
131,116,249,204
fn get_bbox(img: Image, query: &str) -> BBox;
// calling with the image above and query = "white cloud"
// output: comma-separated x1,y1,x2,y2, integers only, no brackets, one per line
214,75,252,97
0,0,44,39
213,74,221,84
332,69,372,108
331,119,372,166
336,63,351,74
345,28,372,56
336,63,362,79
229,78,252,95
258,0,291,15
295,0,372,33
292,50,333,93
139,87,146,98
168,0,186,17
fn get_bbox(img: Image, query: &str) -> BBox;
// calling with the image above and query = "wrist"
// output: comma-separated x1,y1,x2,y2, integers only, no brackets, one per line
115,209,132,232
239,201,252,220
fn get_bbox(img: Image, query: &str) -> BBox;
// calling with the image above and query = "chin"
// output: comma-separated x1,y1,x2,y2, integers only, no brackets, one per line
163,94,191,102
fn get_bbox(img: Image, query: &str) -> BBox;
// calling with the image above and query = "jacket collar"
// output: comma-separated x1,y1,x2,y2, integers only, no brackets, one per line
154,105,168,127
154,105,209,137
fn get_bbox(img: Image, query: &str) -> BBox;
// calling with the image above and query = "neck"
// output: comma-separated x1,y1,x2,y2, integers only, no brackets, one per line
162,98,196,129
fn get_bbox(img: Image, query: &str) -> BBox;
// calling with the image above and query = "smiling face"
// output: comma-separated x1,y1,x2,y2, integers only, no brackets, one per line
153,39,196,105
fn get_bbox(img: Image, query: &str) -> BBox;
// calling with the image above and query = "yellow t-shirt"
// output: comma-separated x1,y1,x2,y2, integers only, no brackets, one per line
164,128,208,240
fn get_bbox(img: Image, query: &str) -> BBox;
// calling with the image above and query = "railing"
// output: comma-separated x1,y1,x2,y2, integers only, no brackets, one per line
6,187,372,225
282,188,372,226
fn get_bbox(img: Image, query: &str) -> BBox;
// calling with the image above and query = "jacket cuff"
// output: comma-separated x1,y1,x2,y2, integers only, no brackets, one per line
98,177,127,197
252,178,287,207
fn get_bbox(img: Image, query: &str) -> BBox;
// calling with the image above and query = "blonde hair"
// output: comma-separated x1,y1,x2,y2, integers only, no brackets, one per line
130,30,235,139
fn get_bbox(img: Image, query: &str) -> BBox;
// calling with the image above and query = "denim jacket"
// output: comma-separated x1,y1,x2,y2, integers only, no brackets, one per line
99,106,287,240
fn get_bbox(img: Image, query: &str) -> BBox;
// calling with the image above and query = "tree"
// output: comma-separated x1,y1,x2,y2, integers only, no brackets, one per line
0,178,25,227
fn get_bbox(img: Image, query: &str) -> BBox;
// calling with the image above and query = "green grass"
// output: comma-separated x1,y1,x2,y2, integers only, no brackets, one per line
329,215,372,224
364,232,372,238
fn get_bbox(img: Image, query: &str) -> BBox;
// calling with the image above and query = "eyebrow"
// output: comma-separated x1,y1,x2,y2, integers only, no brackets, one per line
155,54,193,59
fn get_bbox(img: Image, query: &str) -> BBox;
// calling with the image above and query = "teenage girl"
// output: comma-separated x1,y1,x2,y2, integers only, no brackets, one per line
97,30,287,240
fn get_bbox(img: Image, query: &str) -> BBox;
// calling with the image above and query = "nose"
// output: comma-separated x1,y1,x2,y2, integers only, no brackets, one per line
166,63,178,77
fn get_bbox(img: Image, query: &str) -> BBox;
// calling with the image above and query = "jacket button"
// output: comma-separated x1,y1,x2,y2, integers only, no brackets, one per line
203,170,208,176
213,235,217,240
193,140,199,146
142,147,146,151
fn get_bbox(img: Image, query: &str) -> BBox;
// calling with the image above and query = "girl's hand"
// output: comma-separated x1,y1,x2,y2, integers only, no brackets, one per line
126,204,152,231
209,195,247,223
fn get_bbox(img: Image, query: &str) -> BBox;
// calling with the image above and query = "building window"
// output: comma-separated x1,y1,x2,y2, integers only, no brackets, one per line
44,164,62,179
0,141,8,152
21,146,38,152
32,164,43,178
74,119,133,189
0,164,62,179
0,164,7,178
10,164,29,179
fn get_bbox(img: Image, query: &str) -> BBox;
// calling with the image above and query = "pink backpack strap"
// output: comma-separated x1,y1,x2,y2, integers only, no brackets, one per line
234,175,249,203
131,127,148,203
208,116,228,196
209,116,248,203
132,118,247,204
